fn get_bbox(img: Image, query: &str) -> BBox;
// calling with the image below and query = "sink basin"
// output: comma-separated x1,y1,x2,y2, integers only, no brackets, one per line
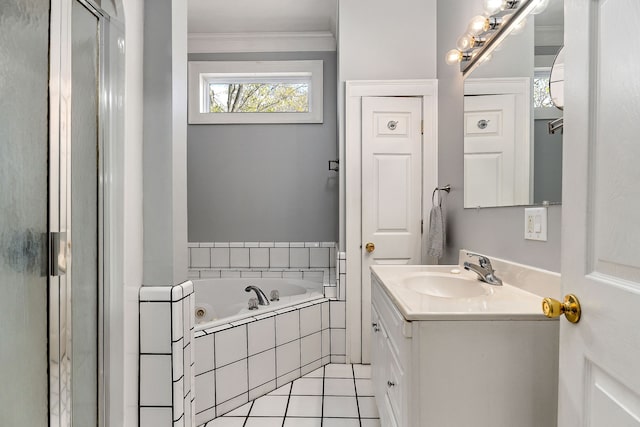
401,273,489,298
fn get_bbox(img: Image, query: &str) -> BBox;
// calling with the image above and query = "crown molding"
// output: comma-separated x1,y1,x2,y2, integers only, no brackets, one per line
188,31,336,54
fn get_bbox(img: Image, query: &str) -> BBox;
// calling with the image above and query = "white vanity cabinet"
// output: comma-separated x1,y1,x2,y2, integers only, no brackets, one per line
371,281,412,427
371,267,560,427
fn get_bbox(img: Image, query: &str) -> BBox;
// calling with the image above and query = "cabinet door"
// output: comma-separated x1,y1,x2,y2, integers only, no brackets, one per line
371,305,386,406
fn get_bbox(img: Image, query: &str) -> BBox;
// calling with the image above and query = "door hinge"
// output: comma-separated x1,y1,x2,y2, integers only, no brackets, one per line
421,220,424,234
421,120,424,135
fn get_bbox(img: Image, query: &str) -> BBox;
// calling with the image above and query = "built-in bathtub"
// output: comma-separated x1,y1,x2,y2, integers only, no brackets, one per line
193,278,324,327
192,278,330,425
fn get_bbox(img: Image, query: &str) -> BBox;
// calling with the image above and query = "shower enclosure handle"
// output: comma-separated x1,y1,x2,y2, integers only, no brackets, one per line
50,231,67,276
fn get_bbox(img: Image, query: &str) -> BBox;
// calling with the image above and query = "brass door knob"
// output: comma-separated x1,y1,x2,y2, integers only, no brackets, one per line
542,294,581,323
365,242,375,253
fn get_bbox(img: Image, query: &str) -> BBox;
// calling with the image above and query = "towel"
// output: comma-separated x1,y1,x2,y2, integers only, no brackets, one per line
427,189,446,258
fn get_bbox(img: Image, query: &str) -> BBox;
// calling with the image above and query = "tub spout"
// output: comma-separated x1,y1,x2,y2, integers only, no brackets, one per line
245,285,270,305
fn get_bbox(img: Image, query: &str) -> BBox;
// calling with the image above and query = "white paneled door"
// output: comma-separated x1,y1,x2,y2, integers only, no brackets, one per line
361,97,422,363
464,94,519,207
560,0,640,425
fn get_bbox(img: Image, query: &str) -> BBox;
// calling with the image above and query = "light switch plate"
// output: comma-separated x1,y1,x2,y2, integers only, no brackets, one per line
524,207,547,241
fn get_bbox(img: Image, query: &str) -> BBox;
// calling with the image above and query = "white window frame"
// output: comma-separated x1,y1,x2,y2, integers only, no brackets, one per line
188,60,323,124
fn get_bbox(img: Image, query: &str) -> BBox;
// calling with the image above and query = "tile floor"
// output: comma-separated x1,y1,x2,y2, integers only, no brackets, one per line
201,364,380,427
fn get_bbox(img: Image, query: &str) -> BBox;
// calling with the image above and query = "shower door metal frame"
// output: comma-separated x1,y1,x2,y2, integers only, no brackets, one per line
48,0,115,425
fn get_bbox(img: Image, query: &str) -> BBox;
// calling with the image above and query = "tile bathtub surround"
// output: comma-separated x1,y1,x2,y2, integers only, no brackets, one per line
139,281,196,427
199,364,379,427
188,242,338,291
329,301,346,363
194,298,340,426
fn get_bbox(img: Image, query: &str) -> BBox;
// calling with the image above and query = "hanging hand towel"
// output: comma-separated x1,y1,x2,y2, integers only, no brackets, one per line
427,188,446,258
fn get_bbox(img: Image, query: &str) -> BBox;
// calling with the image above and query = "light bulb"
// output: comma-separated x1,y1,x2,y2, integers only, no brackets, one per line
467,15,488,36
456,34,474,51
445,49,462,65
482,0,503,15
531,0,550,15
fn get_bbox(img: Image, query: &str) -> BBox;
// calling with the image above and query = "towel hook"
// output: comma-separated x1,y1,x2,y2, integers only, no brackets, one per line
432,184,451,206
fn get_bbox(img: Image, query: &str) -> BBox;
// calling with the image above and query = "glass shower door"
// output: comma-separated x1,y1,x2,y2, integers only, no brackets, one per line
0,0,51,425
69,1,100,425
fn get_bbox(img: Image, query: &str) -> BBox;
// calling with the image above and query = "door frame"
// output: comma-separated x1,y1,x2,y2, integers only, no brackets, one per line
344,80,438,363
48,0,125,425
464,77,532,205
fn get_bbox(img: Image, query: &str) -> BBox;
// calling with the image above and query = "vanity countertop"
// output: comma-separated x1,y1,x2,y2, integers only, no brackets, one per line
371,264,557,321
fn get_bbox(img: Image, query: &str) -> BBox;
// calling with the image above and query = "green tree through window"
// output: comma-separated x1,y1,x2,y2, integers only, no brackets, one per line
209,82,310,113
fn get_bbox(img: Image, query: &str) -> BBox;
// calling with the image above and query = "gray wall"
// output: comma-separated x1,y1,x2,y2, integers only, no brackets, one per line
336,0,438,248
533,119,563,204
437,0,562,272
187,51,338,242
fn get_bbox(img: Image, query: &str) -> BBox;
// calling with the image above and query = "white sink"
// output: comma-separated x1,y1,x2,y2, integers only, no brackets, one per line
401,272,489,298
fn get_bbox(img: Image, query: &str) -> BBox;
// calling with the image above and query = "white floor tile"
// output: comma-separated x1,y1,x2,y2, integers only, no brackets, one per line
358,396,379,418
353,364,372,379
244,417,283,427
286,395,323,417
222,401,252,417
322,419,360,427
355,379,374,397
283,417,322,427
360,419,381,427
302,367,324,378
249,395,288,417
324,363,352,378
324,378,355,396
206,417,245,427
267,383,291,396
291,378,323,396
322,396,359,418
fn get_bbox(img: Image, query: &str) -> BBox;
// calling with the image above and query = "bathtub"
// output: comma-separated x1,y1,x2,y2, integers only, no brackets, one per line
192,277,332,423
193,277,324,329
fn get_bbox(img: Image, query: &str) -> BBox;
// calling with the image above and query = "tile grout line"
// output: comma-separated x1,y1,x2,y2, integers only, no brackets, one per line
282,381,293,427
352,364,363,426
241,400,255,427
320,364,326,426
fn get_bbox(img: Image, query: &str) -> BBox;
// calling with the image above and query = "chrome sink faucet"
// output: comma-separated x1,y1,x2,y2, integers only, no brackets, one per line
463,252,503,286
245,285,270,305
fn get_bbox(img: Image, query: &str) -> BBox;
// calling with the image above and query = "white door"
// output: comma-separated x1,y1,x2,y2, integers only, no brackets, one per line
464,94,518,207
361,96,422,363
559,0,640,425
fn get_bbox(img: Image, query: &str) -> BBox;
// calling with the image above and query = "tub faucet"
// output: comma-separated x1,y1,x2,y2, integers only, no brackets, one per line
245,285,270,305
463,252,503,286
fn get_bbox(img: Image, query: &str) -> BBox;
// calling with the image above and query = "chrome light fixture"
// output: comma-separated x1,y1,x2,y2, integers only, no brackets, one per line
446,0,549,76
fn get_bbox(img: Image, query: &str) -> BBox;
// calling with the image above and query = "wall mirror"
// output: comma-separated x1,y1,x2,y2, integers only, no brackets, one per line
462,0,564,208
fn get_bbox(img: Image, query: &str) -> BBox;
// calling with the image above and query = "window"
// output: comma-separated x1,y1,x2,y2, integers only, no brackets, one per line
533,68,561,120
188,60,323,124
533,69,553,109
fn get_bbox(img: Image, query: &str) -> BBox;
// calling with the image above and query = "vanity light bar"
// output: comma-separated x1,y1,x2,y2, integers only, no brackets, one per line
445,0,542,75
